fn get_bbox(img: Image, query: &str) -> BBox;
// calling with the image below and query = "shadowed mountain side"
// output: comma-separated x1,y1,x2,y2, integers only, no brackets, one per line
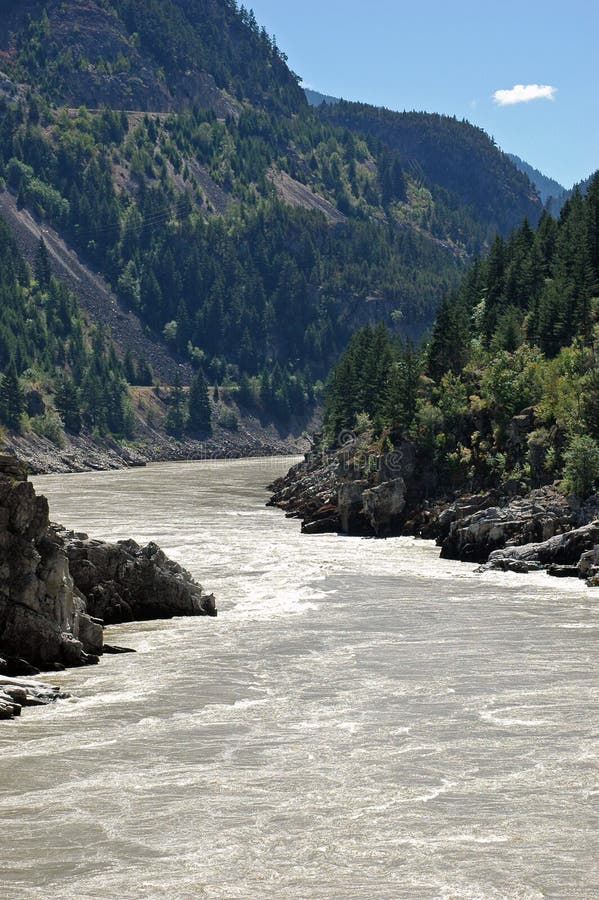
0,190,192,385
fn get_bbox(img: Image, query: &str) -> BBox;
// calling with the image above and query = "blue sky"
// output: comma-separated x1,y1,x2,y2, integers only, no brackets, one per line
249,0,598,188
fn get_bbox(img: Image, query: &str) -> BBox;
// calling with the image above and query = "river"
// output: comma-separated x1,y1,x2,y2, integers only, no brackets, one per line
1,458,598,899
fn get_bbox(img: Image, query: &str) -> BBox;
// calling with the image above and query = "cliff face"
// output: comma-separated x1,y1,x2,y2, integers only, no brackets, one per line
0,454,216,682
0,454,102,669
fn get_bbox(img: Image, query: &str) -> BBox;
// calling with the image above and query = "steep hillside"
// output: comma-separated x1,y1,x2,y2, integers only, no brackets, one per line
0,0,305,115
318,101,542,239
0,0,557,472
507,153,565,205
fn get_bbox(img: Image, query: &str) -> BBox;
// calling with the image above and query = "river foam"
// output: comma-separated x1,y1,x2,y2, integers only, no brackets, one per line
0,458,596,899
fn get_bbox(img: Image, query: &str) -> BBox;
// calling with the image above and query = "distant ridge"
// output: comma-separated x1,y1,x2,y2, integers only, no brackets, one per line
507,153,565,206
304,88,341,107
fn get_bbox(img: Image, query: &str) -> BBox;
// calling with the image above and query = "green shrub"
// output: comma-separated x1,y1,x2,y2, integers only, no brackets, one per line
30,410,65,447
217,407,239,431
562,435,599,498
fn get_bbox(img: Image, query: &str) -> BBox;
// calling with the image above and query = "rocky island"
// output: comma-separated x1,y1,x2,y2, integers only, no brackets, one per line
0,454,216,719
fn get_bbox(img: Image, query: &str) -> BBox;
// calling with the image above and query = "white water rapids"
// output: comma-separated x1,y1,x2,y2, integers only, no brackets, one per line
0,458,597,898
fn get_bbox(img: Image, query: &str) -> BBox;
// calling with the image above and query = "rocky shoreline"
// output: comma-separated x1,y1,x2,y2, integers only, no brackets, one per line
268,441,599,587
0,454,216,720
5,419,309,476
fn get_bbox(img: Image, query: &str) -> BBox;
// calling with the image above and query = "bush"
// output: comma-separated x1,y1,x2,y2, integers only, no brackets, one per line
217,407,239,431
30,410,65,447
562,435,599,498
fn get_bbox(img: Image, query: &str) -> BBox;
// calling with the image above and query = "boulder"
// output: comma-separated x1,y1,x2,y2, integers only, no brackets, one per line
302,517,340,535
577,546,599,580
441,487,575,563
0,674,69,720
547,565,580,578
58,530,217,623
362,478,406,537
485,521,599,576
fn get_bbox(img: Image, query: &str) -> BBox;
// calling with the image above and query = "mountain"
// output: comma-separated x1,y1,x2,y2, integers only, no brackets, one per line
0,0,305,116
546,171,597,216
0,0,547,458
305,90,543,241
507,153,565,205
316,101,542,239
304,88,340,108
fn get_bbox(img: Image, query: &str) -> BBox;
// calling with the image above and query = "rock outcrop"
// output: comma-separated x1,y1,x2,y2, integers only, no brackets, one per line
59,530,216,624
269,439,414,538
269,445,599,586
484,521,599,582
0,671,70,721
0,454,101,670
439,487,575,562
362,479,407,537
0,454,217,710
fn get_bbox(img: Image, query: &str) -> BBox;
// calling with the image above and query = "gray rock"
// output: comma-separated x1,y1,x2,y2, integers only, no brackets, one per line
362,479,406,536
58,529,217,623
1,454,217,685
338,480,367,534
485,521,599,575
577,545,599,579
302,517,340,535
0,674,70,719
441,487,575,562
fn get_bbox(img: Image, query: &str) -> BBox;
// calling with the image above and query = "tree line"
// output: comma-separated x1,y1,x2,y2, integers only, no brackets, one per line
324,174,599,497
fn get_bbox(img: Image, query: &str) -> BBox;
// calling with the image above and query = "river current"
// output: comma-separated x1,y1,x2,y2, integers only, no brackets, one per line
1,458,598,898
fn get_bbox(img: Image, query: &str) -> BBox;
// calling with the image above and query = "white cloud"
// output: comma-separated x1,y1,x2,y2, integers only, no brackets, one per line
493,84,557,106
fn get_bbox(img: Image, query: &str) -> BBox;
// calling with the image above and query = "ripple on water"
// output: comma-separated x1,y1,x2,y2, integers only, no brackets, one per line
0,458,595,899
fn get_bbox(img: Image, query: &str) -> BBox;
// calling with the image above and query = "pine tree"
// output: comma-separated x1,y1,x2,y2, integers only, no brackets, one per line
35,238,52,288
187,370,211,434
165,374,187,437
428,294,470,380
136,356,154,386
124,349,137,384
0,362,24,430
54,375,82,434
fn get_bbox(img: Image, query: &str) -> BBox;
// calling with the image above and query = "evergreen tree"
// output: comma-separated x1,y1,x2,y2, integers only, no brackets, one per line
124,349,137,384
54,374,82,434
34,237,52,288
0,362,24,430
165,374,187,437
187,369,211,434
136,356,154,386
428,294,470,380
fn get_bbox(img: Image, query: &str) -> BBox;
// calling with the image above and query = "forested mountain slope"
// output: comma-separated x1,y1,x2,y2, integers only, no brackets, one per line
317,101,542,241
507,153,565,206
325,174,599,499
0,0,548,456
0,0,305,115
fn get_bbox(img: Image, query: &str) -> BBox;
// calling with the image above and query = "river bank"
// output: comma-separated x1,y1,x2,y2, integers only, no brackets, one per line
0,454,216,718
269,442,599,585
4,407,311,475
